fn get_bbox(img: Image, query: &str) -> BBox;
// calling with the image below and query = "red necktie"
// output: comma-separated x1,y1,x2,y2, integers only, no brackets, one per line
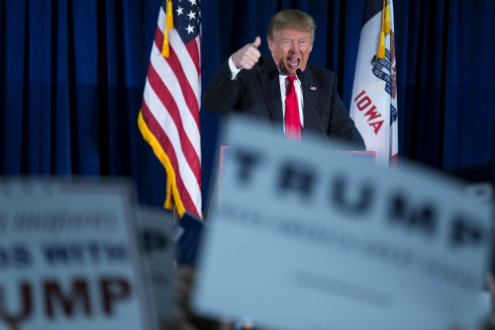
285,75,301,140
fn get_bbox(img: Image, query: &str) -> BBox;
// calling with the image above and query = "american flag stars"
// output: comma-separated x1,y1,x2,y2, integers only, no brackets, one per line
187,10,196,20
172,0,200,43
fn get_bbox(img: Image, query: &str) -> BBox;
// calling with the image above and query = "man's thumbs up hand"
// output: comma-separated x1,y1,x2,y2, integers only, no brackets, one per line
232,36,261,70
251,36,261,48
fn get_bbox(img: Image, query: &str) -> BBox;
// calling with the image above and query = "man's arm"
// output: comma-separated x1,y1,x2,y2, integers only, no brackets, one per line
202,61,243,113
202,37,261,114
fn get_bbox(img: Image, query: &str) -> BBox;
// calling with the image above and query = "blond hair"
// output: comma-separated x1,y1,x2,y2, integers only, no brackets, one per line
267,9,316,42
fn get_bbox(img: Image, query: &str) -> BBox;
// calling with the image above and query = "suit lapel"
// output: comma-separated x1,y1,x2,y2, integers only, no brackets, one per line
301,68,321,135
258,55,283,128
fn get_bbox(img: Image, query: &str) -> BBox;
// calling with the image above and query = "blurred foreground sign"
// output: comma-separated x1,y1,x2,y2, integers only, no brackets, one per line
193,118,493,330
0,179,153,330
136,207,175,324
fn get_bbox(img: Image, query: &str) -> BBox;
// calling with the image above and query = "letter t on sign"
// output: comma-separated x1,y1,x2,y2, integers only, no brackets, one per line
232,148,263,185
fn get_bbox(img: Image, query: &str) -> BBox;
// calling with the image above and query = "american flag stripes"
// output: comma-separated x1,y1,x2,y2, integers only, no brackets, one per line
138,0,202,218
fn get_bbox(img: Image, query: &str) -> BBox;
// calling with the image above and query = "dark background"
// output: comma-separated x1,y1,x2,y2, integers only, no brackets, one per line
0,0,493,214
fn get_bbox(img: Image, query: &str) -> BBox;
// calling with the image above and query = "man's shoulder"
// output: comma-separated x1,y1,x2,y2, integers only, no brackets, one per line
259,54,277,72
306,64,338,90
307,64,337,80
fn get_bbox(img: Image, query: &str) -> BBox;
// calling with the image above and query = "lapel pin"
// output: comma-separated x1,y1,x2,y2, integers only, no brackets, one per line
310,86,317,90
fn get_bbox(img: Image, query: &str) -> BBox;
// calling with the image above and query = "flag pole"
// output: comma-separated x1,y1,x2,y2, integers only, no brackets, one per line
173,205,179,225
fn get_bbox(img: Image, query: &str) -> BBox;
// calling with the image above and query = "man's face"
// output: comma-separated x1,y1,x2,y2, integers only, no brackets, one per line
268,29,313,76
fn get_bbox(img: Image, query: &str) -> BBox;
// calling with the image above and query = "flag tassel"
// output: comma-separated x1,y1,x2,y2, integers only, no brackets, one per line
162,0,174,58
377,31,385,58
384,6,390,34
377,0,388,58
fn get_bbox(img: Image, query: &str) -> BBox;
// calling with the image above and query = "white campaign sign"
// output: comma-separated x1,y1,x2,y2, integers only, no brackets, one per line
193,118,493,330
0,179,152,330
136,207,175,325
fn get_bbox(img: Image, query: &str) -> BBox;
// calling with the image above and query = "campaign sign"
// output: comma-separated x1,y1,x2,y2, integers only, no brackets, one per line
0,179,152,330
193,118,493,330
136,207,175,324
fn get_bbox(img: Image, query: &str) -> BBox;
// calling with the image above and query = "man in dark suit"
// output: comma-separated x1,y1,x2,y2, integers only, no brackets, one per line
202,9,364,149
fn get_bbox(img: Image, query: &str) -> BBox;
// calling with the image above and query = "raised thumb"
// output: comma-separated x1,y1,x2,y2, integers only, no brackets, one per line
252,36,261,48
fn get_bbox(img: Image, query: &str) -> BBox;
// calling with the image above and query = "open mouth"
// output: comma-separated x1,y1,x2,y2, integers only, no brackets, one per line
287,57,300,69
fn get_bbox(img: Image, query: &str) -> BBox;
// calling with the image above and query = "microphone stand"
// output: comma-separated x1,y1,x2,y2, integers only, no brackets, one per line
296,69,330,145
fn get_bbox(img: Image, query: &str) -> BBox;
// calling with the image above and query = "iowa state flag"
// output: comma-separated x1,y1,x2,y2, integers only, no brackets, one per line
350,0,398,165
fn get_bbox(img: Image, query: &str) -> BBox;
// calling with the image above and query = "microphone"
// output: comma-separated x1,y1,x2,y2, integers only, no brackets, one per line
296,69,330,144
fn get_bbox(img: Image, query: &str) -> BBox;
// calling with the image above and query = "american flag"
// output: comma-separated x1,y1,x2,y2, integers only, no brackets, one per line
138,0,202,218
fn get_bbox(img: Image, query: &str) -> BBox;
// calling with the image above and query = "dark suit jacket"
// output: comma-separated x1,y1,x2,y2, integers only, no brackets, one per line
202,54,365,149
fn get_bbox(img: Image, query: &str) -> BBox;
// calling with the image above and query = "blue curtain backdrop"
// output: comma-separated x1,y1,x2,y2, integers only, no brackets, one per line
1,0,494,213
